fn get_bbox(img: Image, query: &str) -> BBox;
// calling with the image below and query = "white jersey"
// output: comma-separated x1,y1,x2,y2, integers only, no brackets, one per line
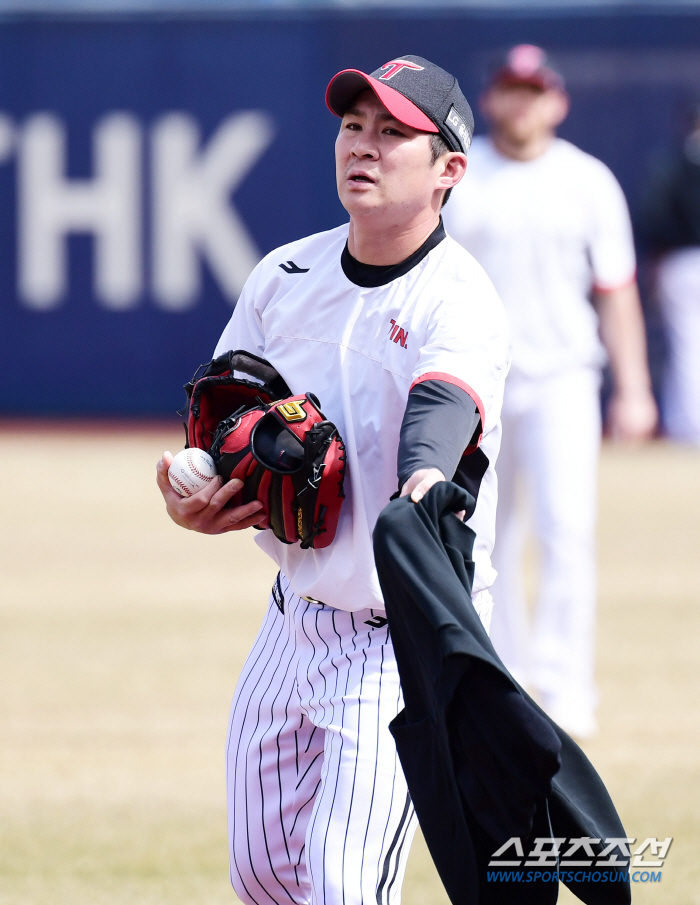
215,223,510,613
444,136,636,379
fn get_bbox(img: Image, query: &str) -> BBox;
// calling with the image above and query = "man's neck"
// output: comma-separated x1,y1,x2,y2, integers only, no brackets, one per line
347,211,441,266
490,130,555,162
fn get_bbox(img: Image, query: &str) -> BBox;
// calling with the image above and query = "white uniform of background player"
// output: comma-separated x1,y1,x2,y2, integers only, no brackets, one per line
445,45,657,738
156,55,509,905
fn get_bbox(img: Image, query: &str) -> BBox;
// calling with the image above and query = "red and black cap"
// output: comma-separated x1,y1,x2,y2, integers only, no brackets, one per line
326,55,474,155
489,45,565,92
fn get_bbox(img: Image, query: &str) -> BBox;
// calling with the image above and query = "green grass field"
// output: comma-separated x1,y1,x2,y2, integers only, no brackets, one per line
1,424,698,904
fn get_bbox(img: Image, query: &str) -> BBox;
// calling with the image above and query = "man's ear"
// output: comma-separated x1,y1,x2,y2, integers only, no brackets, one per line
438,152,468,191
550,90,570,127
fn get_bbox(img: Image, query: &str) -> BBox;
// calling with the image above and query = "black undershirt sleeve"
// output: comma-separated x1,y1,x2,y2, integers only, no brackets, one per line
397,380,481,490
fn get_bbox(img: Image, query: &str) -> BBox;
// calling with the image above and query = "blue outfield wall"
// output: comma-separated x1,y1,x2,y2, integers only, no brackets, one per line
1,9,699,415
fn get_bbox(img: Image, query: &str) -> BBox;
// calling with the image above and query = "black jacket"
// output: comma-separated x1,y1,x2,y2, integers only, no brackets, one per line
373,482,631,905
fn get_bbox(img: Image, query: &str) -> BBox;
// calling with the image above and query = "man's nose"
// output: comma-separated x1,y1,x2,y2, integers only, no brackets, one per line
351,134,379,159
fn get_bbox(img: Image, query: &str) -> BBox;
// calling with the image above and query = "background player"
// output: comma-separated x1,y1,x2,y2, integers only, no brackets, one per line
639,101,700,445
156,56,509,905
444,44,658,738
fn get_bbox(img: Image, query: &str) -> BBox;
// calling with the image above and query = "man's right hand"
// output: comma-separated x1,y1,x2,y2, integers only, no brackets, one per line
156,451,265,534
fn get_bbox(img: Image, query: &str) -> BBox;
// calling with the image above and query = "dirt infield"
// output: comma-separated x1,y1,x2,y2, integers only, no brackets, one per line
1,423,698,904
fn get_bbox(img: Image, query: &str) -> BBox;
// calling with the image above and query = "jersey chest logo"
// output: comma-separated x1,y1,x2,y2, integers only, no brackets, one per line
388,319,409,349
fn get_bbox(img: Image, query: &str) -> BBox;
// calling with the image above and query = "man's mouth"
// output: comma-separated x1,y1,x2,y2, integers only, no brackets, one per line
349,173,375,183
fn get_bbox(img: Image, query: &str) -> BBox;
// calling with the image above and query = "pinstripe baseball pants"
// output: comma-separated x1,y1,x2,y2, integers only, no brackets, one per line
226,574,417,905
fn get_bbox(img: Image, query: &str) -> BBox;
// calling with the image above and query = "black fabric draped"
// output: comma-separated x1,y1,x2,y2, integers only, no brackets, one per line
373,482,631,905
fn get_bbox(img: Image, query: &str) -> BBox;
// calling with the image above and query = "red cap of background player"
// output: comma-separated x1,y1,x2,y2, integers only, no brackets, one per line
326,55,474,154
490,45,565,92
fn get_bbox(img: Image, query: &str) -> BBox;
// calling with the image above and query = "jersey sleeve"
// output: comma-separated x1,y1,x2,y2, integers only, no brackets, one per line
412,265,510,441
397,381,480,487
213,263,266,358
587,164,637,292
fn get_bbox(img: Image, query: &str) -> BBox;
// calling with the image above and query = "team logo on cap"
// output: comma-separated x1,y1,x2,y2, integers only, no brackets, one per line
378,59,425,80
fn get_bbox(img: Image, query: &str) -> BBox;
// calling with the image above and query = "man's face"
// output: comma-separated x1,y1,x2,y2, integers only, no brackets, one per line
335,90,443,221
480,83,569,146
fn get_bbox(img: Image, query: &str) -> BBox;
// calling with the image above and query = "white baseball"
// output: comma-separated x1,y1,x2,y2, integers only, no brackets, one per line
168,448,218,497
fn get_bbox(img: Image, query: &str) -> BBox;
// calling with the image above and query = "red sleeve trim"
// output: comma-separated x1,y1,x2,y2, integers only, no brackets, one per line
410,371,485,453
592,271,637,294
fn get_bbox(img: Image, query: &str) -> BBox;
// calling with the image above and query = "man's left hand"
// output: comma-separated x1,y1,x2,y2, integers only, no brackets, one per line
400,467,447,503
606,387,658,441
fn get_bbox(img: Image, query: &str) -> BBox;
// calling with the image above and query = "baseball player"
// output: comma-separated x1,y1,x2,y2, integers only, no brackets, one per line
639,102,700,444
156,55,509,905
444,45,658,739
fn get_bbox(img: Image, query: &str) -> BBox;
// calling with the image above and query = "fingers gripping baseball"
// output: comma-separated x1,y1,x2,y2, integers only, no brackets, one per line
156,452,264,534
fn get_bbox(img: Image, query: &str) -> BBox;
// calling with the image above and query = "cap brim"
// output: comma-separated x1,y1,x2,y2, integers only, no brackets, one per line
326,69,438,133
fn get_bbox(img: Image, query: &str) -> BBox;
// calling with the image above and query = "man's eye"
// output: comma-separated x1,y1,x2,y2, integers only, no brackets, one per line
345,122,361,131
384,127,405,137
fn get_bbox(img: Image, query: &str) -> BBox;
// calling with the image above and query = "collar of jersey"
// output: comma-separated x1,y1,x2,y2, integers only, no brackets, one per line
341,219,446,288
